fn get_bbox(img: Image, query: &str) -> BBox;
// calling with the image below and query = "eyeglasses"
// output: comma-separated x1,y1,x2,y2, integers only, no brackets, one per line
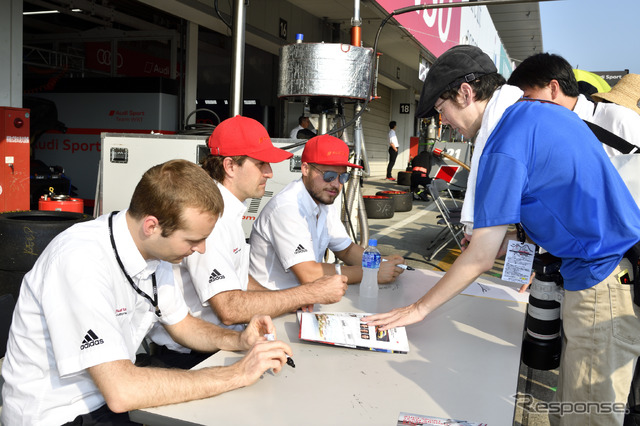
434,98,448,115
309,164,351,184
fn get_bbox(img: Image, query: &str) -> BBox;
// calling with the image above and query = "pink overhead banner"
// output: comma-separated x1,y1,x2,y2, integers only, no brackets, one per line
376,0,462,58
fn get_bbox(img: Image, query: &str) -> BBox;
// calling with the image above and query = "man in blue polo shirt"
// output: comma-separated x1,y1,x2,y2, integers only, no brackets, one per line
366,45,640,426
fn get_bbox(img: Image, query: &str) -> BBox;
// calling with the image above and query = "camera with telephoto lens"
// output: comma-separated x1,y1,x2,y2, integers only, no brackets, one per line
521,252,564,370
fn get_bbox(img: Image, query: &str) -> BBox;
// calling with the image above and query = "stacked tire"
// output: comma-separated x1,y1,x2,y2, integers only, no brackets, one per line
397,171,412,186
0,211,93,300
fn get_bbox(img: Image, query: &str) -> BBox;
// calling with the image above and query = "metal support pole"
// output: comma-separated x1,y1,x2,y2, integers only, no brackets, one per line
230,0,246,117
342,102,369,246
1,0,23,107
350,0,362,47
319,113,329,135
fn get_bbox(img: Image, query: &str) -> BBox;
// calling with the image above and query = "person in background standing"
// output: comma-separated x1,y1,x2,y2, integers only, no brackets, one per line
591,73,640,116
386,121,399,181
507,53,640,157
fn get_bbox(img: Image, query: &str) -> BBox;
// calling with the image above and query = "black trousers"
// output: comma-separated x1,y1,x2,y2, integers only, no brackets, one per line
135,344,211,370
410,172,431,193
387,147,398,178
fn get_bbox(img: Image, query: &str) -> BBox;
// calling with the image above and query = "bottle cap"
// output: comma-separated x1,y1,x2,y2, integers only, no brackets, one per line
296,33,304,43
368,239,377,247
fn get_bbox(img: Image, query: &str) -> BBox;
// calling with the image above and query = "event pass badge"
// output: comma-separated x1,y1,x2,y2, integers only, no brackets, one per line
501,240,536,284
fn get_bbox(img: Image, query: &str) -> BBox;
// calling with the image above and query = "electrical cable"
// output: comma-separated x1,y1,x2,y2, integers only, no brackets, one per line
214,0,233,30
341,185,358,241
180,108,221,136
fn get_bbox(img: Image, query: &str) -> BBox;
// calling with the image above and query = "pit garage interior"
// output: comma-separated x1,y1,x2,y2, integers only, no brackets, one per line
2,0,543,204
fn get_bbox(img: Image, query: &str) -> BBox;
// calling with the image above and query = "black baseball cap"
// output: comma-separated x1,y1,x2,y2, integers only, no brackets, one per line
416,45,498,118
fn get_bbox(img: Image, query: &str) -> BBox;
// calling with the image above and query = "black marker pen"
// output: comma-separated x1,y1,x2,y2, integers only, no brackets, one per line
264,334,295,368
396,264,414,271
382,258,414,270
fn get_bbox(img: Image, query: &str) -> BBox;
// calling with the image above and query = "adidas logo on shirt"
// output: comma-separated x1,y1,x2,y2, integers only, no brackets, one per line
208,269,225,283
294,244,307,254
80,329,104,350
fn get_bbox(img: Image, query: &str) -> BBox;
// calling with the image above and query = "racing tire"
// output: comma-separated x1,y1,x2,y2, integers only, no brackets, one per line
397,171,412,186
376,190,413,213
363,195,394,219
0,270,26,302
0,211,93,272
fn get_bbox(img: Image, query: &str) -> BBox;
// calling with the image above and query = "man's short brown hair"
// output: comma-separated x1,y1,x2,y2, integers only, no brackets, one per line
128,159,223,237
201,155,248,183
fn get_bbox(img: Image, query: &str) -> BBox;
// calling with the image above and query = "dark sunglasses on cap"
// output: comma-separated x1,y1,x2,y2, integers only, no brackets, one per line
309,164,351,184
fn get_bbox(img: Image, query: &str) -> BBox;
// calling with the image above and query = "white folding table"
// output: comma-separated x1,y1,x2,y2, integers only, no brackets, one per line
131,269,527,426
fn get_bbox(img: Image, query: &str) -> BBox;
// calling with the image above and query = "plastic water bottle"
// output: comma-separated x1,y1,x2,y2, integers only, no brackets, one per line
360,239,381,312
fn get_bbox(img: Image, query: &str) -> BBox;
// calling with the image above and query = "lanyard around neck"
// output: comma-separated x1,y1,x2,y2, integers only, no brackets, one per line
108,212,162,318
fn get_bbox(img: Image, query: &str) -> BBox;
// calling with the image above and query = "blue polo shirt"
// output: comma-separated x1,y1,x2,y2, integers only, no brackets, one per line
474,100,640,291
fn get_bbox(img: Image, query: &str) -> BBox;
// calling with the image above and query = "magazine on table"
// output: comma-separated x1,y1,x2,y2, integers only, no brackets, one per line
298,311,409,354
397,412,487,426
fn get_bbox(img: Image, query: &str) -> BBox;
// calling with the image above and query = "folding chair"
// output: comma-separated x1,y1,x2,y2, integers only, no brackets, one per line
426,179,464,260
431,177,462,212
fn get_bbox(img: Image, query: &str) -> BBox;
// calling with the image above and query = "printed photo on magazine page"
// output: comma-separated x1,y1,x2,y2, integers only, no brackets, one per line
298,312,409,353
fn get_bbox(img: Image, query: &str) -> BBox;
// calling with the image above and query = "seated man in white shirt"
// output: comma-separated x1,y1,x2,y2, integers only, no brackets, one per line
289,115,316,139
148,117,347,365
250,134,405,290
1,159,291,426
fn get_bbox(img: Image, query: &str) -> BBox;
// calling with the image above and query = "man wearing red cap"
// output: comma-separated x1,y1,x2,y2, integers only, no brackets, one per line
148,117,347,367
249,134,405,290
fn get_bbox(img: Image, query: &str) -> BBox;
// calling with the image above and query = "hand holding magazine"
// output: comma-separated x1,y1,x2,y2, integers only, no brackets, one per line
298,311,409,353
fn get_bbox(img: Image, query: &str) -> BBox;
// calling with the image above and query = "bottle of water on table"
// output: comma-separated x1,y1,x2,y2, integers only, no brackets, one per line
360,239,381,313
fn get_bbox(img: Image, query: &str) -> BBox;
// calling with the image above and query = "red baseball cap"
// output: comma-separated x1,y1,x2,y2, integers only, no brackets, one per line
301,134,363,169
208,116,293,163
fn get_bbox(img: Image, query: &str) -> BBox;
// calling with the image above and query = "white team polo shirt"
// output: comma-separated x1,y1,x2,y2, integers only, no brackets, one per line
148,183,247,352
573,94,640,157
249,178,352,290
388,129,399,148
1,210,188,426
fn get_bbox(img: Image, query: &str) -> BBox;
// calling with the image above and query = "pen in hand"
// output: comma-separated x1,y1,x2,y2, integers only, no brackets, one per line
382,259,415,270
396,264,414,271
264,334,295,368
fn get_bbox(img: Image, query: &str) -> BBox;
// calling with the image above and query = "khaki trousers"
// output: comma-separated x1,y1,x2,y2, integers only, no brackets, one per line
551,259,640,426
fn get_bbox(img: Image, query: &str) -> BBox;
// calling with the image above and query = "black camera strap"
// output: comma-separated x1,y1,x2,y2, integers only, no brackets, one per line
583,120,640,155
515,223,526,243
623,242,640,307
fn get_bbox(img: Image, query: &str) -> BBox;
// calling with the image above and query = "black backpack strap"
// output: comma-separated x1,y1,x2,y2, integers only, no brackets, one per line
583,120,640,155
